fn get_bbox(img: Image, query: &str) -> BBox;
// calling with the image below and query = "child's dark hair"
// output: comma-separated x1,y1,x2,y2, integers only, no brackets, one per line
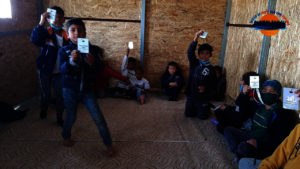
242,71,259,85
66,18,86,33
128,57,136,63
50,6,65,16
168,61,179,69
214,66,222,73
198,43,213,56
136,66,143,74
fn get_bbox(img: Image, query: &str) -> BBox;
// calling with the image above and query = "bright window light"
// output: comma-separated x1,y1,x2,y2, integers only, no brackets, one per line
0,0,12,18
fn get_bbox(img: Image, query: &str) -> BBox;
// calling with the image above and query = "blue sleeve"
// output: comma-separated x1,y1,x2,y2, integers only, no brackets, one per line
59,47,79,75
30,25,48,47
187,41,198,67
235,92,251,106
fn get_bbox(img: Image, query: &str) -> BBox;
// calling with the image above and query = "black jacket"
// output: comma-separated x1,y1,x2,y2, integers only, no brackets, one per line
161,66,185,88
235,92,299,158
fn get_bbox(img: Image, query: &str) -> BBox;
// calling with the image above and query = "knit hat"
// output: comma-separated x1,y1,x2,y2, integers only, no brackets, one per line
261,79,282,97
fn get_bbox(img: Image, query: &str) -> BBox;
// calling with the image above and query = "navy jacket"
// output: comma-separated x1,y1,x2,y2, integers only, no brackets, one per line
30,25,69,76
236,92,299,158
58,41,104,92
184,41,217,101
161,66,185,89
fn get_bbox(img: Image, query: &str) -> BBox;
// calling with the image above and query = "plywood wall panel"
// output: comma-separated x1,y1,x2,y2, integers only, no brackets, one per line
224,0,268,99
266,0,300,89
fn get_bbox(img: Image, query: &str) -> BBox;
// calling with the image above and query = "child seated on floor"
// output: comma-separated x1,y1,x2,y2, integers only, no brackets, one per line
111,48,136,99
211,71,260,135
184,30,217,120
224,79,298,164
58,18,115,156
161,61,185,101
209,66,226,101
93,59,130,98
128,66,150,105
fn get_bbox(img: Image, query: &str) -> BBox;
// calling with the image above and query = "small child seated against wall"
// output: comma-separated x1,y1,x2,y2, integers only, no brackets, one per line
209,66,226,101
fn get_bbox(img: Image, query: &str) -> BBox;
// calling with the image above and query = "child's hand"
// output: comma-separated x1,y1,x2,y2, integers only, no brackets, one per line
39,12,50,27
126,47,130,56
247,139,257,147
198,86,205,92
220,104,227,111
71,50,80,62
294,90,300,99
194,30,204,42
242,85,251,94
85,53,95,66
169,82,178,87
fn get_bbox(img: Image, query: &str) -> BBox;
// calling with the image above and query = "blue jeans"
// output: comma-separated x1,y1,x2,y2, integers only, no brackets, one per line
37,70,64,119
62,88,112,146
238,158,263,169
136,88,146,102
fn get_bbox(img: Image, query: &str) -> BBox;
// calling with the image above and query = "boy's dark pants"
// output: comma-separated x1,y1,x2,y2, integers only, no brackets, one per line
214,107,242,135
224,126,262,159
163,86,182,98
184,97,211,120
37,70,64,119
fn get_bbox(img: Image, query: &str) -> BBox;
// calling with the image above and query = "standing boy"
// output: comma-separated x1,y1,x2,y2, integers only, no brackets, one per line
58,18,115,156
30,6,68,126
184,30,217,120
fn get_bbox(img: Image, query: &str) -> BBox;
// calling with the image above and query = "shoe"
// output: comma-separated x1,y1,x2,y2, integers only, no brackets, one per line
234,157,240,164
210,118,219,125
40,111,47,119
57,118,64,127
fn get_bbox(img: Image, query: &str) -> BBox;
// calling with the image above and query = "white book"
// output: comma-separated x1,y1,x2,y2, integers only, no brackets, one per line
250,76,259,89
77,38,89,53
47,8,56,21
199,31,208,38
283,88,300,110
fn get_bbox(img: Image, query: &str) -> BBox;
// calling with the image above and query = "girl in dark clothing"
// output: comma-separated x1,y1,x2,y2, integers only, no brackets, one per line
161,61,185,101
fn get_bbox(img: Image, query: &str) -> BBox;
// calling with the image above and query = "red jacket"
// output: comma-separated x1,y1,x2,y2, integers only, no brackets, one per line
93,65,127,90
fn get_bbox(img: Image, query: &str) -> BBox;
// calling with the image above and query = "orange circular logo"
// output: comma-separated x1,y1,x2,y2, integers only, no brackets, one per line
259,14,280,36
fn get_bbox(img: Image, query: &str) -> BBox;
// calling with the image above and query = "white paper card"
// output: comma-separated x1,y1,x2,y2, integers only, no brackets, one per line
47,8,56,21
250,76,259,89
128,42,134,49
199,31,208,38
283,88,300,110
77,38,89,53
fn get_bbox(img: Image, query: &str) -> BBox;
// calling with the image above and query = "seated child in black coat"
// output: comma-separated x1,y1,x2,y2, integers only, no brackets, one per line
209,66,226,101
161,61,185,101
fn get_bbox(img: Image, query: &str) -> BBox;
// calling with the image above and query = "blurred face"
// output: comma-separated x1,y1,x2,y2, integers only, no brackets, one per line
216,70,221,78
67,24,86,44
198,50,211,62
262,86,278,95
135,70,143,80
168,65,177,75
50,12,65,27
127,62,135,70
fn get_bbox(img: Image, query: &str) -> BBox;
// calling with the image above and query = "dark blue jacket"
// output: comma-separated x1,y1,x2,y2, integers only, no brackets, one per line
58,41,104,92
184,41,217,101
235,92,299,158
161,66,185,88
30,25,69,76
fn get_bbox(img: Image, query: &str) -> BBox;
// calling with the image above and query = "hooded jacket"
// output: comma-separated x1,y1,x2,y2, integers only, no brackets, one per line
184,41,217,101
30,25,69,76
161,65,185,88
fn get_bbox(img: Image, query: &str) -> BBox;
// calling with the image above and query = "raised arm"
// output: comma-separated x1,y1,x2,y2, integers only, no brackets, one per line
30,12,51,47
187,30,204,66
121,48,130,76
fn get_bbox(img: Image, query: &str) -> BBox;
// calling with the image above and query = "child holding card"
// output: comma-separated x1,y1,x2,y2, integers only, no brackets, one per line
224,79,298,163
111,48,136,99
58,18,115,156
184,30,217,120
30,6,68,126
161,61,185,101
128,66,150,104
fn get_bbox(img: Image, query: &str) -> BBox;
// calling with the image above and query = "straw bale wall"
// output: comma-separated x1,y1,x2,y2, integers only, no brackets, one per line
224,0,268,99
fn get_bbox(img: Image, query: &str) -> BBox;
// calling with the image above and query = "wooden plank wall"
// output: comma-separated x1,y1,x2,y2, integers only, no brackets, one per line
0,0,40,106
223,0,268,99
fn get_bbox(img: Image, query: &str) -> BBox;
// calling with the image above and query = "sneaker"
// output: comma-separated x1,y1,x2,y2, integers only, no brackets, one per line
210,118,219,125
